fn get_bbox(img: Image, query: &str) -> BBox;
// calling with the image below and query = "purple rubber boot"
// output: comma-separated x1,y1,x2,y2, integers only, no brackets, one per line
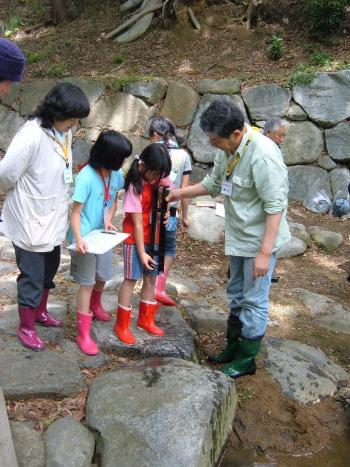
18,306,45,351
35,289,63,327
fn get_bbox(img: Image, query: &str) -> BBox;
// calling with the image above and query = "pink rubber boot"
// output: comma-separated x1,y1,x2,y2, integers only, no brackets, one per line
90,289,111,322
154,273,176,307
76,312,99,355
35,289,63,327
18,306,45,351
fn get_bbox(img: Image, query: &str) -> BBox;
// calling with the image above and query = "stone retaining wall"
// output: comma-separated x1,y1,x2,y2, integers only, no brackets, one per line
1,72,350,201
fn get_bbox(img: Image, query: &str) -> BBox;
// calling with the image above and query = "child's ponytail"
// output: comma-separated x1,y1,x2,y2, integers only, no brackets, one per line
124,144,171,195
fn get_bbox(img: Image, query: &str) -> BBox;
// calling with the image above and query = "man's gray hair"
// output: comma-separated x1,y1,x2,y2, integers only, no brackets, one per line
263,119,288,135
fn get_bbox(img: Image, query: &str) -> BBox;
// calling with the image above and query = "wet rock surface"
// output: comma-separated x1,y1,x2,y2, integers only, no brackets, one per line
86,358,237,467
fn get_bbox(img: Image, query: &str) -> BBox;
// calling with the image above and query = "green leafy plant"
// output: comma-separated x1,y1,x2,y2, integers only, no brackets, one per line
304,0,349,38
44,62,68,78
267,36,284,61
309,50,331,66
4,15,21,37
292,64,316,86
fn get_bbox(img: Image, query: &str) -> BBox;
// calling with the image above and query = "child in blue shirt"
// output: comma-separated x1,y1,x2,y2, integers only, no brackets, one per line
68,130,132,355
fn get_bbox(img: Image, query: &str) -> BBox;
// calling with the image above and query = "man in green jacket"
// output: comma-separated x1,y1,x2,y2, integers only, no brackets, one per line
167,99,290,378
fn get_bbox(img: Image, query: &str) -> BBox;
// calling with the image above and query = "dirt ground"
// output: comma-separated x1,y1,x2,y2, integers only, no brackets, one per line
6,0,350,87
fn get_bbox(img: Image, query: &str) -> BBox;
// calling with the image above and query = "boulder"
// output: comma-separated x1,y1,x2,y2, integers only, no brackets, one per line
288,222,312,247
82,93,152,132
20,80,57,116
0,336,84,399
187,204,224,243
329,167,350,198
124,79,167,105
197,78,241,95
10,422,46,467
190,163,210,184
59,78,105,107
317,154,337,171
72,138,92,166
0,302,66,343
167,271,201,295
293,288,348,316
187,94,249,164
280,121,323,165
86,358,237,467
0,81,21,110
307,226,343,252
60,339,112,369
44,416,95,467
242,84,291,120
91,306,197,361
277,236,307,258
180,298,227,334
287,165,331,202
315,310,350,335
326,122,350,162
262,337,349,404
160,81,199,127
0,104,25,151
293,70,350,127
285,102,307,121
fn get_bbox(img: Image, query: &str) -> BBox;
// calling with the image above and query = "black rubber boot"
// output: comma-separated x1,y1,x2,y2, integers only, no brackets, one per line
208,317,242,364
221,336,262,379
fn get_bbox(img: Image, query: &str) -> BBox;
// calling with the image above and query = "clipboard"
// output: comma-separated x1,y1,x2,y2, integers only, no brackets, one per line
68,230,129,255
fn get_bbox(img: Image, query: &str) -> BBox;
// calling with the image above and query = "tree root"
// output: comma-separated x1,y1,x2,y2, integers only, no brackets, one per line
114,10,155,43
188,7,201,30
231,0,263,30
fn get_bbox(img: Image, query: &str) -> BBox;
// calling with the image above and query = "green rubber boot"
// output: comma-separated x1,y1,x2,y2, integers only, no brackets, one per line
208,321,242,364
221,336,262,379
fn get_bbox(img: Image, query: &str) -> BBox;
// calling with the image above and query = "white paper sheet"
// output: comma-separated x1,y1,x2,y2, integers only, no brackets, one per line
68,230,129,255
215,203,225,218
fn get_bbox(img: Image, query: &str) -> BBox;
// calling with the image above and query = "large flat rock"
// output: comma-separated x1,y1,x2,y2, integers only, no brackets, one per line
0,302,67,343
180,298,227,334
91,306,197,361
0,104,25,151
242,84,291,120
86,358,237,467
262,337,349,404
0,336,84,399
315,310,350,335
293,70,350,127
20,80,57,116
294,288,348,316
10,421,46,467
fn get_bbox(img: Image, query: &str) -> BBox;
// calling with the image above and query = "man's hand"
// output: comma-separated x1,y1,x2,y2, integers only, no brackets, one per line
253,251,270,280
166,189,182,203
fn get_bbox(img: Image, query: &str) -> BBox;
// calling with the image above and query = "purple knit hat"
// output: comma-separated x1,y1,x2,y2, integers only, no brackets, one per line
0,38,26,82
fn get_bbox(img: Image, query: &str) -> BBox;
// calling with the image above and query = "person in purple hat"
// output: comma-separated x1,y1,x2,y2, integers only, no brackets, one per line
0,38,26,97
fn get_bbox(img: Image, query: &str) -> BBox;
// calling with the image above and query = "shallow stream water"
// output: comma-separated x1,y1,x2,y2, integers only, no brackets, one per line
221,433,350,467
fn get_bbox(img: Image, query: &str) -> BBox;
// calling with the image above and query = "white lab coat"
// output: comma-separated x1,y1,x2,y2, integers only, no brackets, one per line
0,118,72,252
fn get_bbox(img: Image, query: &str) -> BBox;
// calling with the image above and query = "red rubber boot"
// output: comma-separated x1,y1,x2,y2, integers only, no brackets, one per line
137,300,164,336
35,289,63,327
76,312,99,355
90,289,111,321
154,273,176,306
18,306,45,351
114,304,136,345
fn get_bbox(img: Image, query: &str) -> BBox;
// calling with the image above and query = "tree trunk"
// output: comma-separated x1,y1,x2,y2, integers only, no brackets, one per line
52,0,68,24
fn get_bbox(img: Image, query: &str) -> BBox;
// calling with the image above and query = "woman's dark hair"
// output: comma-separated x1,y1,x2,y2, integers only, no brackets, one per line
200,98,244,138
29,82,90,129
89,130,132,171
148,116,182,148
125,143,171,195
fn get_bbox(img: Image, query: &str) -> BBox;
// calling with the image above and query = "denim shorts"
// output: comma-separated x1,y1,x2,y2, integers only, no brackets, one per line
123,244,159,280
70,249,115,286
165,229,176,257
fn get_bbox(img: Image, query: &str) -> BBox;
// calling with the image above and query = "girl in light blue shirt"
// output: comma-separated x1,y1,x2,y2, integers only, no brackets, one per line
68,130,132,355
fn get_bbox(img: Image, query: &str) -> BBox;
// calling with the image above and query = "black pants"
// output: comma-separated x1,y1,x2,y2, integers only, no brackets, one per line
14,244,61,308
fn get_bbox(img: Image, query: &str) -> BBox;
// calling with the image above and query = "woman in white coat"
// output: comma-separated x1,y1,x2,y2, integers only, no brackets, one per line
0,83,90,351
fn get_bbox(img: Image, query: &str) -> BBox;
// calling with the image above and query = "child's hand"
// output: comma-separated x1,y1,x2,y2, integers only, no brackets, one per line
182,216,190,230
76,239,88,255
104,220,118,231
141,252,157,271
